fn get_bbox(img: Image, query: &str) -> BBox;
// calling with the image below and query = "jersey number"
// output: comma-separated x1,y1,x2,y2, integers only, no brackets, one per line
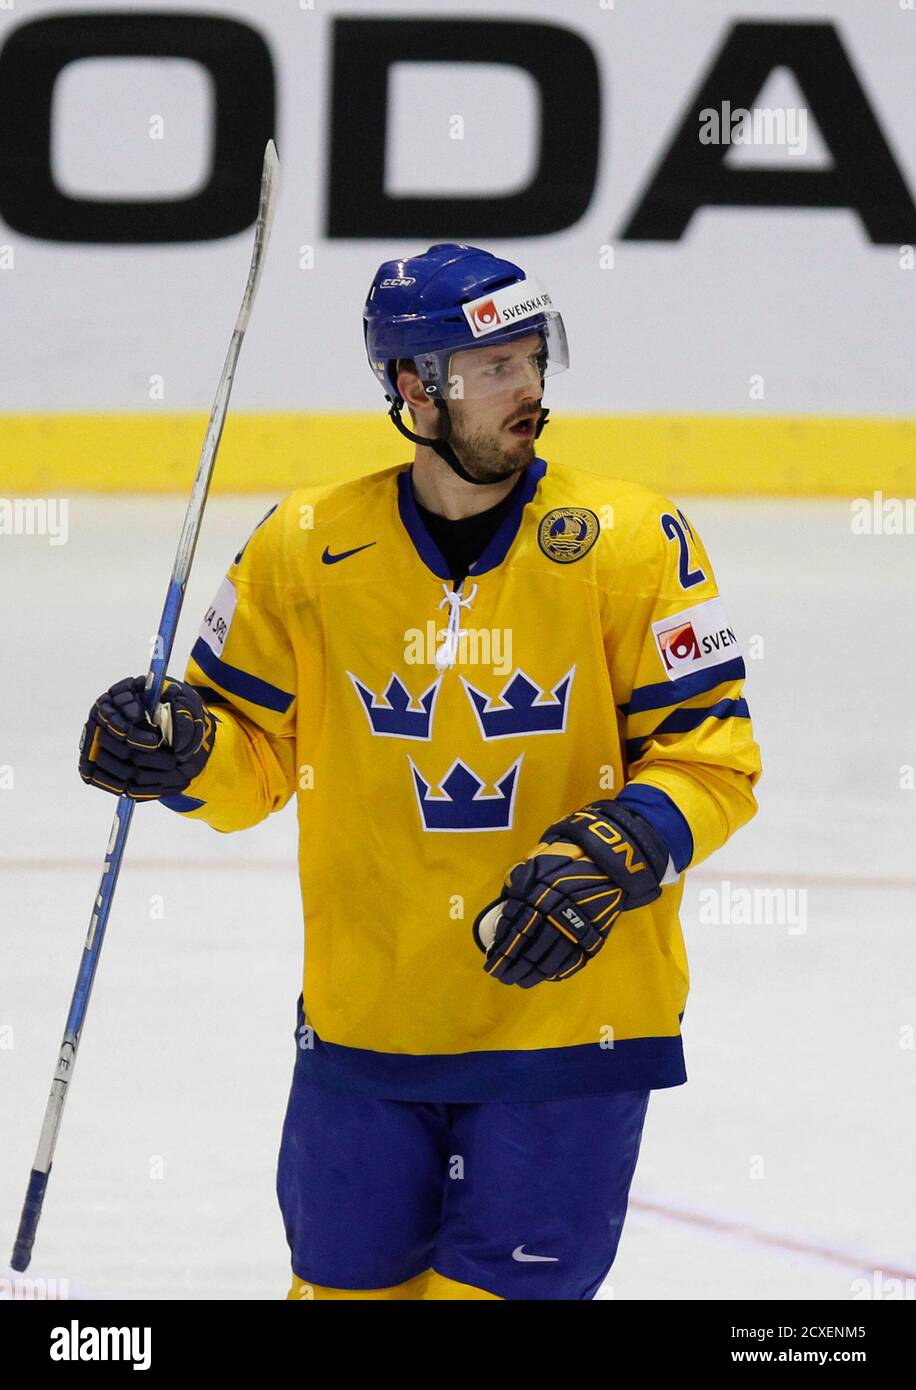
661,511,706,589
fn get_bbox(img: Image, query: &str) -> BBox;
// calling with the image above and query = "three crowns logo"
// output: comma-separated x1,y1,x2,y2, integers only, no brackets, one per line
348,667,572,832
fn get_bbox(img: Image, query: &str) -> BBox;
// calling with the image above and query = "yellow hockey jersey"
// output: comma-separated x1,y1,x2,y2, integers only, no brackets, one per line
165,458,761,1101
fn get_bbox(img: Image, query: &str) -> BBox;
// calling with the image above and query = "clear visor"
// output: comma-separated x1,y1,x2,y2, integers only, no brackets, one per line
414,311,568,402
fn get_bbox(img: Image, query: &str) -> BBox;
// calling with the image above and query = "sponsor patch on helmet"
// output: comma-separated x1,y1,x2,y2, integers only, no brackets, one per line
380,276,416,288
538,508,600,564
463,277,554,338
652,597,739,679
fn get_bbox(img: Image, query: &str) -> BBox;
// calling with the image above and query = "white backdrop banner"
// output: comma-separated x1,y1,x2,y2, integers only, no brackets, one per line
0,0,912,416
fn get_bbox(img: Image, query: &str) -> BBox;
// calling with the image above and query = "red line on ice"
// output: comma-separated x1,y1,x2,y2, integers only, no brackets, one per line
630,1196,916,1281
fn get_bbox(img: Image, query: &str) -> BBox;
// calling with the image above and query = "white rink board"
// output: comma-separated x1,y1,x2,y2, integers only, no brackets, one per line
0,0,912,416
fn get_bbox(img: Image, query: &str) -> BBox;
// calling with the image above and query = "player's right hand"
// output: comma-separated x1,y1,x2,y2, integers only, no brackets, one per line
472,801,669,988
79,675,216,800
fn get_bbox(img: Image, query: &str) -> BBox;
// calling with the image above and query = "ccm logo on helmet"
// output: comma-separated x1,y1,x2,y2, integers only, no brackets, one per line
380,276,416,287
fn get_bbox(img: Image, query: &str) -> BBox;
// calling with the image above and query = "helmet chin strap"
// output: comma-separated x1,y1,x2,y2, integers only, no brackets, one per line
387,398,551,487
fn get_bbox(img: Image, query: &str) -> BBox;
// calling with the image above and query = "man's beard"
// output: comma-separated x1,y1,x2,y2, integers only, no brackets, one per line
446,416,536,485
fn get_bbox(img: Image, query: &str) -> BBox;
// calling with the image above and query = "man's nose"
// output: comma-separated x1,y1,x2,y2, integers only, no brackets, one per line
516,361,542,396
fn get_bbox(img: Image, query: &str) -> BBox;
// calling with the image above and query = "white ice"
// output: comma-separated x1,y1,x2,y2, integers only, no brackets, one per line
2,493,914,1300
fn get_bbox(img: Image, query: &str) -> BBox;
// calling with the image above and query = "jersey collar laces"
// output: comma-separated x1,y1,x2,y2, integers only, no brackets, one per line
436,583,478,670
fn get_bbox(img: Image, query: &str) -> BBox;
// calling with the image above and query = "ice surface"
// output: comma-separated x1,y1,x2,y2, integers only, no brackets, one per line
2,494,914,1300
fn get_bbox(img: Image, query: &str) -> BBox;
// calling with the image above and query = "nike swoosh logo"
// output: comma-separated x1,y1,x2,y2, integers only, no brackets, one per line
321,542,376,565
512,1246,559,1263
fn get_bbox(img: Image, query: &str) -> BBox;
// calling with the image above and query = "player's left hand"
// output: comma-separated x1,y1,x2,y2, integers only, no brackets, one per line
472,802,670,988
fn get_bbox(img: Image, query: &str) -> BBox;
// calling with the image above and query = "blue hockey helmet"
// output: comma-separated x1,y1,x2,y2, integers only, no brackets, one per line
363,244,568,484
364,243,568,403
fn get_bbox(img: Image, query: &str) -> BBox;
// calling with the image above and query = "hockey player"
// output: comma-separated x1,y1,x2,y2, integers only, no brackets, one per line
79,244,762,1300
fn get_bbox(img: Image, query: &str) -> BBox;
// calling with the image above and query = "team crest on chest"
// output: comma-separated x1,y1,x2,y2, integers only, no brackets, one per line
348,672,441,739
409,756,523,832
460,667,575,739
347,661,573,833
538,507,600,563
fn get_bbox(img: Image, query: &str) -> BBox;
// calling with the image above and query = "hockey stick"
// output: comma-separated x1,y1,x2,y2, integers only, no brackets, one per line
10,139,281,1274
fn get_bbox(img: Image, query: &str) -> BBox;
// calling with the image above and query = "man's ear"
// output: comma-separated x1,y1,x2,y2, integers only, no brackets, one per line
396,366,428,415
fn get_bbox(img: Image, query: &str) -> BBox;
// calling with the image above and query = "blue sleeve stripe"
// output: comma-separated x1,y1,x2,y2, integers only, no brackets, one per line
626,697,750,762
654,696,750,736
620,657,746,715
616,783,694,872
191,638,294,714
159,793,206,813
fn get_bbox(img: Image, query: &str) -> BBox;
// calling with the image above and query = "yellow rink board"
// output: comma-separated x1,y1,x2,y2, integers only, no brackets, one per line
1,413,913,497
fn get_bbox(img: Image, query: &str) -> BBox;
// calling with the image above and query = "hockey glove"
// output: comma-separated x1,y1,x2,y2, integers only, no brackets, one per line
473,801,670,988
79,675,216,800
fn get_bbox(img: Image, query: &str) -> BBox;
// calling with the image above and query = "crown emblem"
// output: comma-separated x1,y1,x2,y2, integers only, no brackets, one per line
348,672,441,739
460,667,575,739
409,756,523,831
